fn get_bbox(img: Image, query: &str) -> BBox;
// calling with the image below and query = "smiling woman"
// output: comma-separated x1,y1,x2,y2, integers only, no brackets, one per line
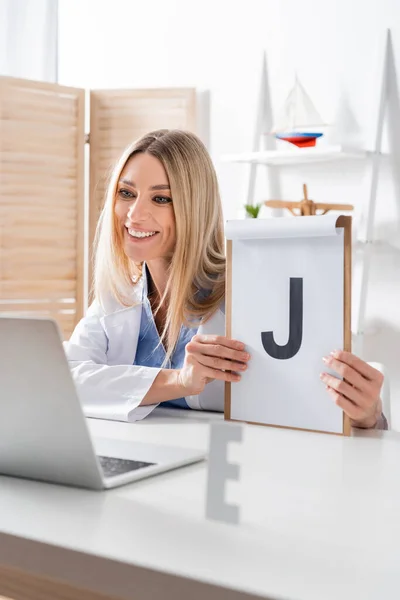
115,153,176,265
92,130,226,369
64,129,242,420
64,129,386,428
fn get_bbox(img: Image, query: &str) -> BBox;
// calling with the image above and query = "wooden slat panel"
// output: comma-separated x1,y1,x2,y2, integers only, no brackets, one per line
3,216,77,230
3,265,76,281
0,152,77,168
1,280,76,299
3,205,77,219
0,77,85,339
3,232,77,249
89,87,197,287
2,162,77,177
0,300,77,312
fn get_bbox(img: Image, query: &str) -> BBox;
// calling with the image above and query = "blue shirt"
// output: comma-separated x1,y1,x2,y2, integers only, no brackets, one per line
133,268,198,409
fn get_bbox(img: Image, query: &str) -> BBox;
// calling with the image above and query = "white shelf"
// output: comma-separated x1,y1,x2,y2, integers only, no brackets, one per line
221,145,369,166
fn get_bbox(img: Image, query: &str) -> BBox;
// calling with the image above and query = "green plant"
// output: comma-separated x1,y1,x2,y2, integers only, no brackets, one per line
244,203,262,218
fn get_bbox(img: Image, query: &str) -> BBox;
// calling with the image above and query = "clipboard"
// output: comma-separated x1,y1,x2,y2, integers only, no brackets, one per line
225,215,352,436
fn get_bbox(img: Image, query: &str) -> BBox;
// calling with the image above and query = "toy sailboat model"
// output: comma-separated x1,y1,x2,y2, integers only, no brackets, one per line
271,77,326,148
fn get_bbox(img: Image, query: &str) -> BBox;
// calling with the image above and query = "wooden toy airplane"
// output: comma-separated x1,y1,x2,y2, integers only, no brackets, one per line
265,184,354,216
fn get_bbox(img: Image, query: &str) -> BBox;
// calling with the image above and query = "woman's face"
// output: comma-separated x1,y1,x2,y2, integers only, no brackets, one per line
114,153,176,263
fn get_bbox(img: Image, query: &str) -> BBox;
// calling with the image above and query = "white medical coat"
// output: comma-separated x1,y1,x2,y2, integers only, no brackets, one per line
63,278,225,422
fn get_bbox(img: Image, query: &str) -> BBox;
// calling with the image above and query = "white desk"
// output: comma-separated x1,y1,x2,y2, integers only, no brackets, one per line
1,409,400,600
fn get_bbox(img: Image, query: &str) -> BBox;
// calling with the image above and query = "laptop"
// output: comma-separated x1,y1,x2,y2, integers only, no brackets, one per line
0,316,205,490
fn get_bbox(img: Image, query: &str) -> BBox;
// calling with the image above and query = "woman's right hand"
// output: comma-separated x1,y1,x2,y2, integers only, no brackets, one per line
177,334,251,396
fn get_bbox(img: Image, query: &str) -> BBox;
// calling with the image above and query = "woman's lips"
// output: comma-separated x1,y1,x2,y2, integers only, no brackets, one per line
125,228,160,243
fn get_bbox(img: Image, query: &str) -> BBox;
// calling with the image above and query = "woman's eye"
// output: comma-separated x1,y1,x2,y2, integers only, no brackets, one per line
118,189,135,200
154,196,172,205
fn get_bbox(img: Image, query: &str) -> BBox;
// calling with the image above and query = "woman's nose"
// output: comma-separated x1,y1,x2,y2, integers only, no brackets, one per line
126,197,149,222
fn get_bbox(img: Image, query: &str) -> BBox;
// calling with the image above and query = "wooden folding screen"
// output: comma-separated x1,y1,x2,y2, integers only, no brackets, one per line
0,77,85,339
88,88,197,286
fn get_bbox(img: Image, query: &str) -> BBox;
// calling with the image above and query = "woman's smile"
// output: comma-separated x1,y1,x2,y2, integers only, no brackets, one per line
125,227,160,243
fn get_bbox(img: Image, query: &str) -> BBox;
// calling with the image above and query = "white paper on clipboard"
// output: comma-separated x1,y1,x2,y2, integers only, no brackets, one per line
225,215,345,434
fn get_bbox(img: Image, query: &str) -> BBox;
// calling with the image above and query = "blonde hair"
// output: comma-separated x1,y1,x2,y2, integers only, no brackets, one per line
93,129,225,362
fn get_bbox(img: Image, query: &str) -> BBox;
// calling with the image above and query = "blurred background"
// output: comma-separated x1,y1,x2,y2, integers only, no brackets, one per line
0,0,399,425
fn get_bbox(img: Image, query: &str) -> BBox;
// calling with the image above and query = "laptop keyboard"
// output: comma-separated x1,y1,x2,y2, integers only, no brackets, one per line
98,455,156,478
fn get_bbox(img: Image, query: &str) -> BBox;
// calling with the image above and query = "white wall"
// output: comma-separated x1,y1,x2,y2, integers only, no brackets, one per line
0,0,58,81
58,0,400,426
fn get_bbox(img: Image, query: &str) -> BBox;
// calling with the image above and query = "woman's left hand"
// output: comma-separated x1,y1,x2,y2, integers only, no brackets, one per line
320,350,384,429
